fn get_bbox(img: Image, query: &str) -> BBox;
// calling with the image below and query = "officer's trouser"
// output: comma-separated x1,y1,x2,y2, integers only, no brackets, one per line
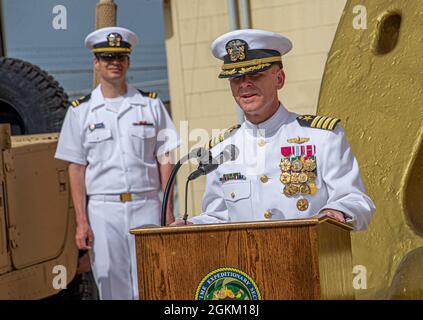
87,192,161,300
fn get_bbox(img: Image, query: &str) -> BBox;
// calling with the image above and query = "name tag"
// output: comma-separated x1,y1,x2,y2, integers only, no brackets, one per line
89,122,105,131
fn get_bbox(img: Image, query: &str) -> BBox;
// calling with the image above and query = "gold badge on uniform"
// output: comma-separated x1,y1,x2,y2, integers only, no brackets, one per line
279,158,291,171
279,144,319,211
297,198,309,211
283,184,300,197
291,159,303,172
304,158,317,171
290,172,299,184
107,32,122,47
225,39,247,62
287,137,310,144
298,172,308,183
280,172,291,184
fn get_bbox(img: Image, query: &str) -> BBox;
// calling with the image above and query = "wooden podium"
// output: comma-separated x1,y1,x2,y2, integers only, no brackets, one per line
130,217,354,300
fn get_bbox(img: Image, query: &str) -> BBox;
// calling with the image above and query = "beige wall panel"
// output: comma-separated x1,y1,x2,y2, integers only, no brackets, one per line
183,67,227,94
181,43,217,69
251,0,346,32
186,91,237,118
282,25,339,55
188,116,236,133
179,16,229,45
178,0,228,20
193,188,206,210
280,80,322,115
283,53,328,82
250,0,303,10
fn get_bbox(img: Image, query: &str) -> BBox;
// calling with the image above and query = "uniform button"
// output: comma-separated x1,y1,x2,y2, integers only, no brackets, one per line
258,139,266,147
296,198,309,211
264,210,272,219
230,192,236,199
260,175,269,183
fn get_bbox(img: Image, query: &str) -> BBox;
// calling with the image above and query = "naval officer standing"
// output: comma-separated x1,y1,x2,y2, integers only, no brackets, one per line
174,29,374,230
55,27,181,299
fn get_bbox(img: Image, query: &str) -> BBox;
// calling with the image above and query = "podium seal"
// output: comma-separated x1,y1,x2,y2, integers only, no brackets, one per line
195,267,261,300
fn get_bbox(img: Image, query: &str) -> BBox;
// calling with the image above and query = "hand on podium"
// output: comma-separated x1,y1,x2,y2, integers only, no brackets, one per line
170,218,193,226
317,209,346,223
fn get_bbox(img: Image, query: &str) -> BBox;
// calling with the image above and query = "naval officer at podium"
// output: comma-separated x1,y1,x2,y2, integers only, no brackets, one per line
173,29,375,231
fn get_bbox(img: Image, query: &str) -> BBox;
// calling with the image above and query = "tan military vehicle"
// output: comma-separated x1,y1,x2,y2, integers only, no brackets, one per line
0,13,96,299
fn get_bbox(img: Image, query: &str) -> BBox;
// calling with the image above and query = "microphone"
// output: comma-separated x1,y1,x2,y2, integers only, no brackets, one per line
187,144,239,181
179,147,210,163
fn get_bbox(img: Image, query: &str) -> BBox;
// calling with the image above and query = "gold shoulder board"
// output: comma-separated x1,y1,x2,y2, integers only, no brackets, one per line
70,93,91,108
206,124,241,149
137,89,158,99
296,115,340,131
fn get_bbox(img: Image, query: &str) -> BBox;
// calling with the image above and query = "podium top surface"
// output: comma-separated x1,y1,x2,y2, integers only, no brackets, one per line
130,217,353,235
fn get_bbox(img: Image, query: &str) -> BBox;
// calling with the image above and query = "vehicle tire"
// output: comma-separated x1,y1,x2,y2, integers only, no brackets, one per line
0,57,68,135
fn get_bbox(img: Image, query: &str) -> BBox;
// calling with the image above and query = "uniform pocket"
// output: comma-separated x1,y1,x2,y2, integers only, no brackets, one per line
221,180,253,221
129,126,157,159
86,129,113,162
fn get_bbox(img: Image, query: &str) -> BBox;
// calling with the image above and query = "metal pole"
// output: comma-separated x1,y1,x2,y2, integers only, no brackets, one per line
239,0,251,29
227,0,239,31
93,0,117,88
0,0,5,57
226,0,244,124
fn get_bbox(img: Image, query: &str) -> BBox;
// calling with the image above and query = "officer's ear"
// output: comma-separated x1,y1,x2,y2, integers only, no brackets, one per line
275,64,285,90
93,56,100,71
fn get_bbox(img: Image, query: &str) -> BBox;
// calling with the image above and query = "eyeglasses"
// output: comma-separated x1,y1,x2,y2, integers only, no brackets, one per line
97,55,129,63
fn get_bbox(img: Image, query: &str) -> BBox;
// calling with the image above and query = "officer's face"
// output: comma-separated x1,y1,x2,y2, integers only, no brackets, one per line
94,55,130,83
229,65,285,123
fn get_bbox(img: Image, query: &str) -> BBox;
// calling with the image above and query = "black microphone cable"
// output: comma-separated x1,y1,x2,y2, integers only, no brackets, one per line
182,178,191,225
161,159,182,226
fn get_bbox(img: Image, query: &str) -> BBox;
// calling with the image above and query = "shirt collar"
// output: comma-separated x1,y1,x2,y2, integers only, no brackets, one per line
90,84,146,112
243,103,290,137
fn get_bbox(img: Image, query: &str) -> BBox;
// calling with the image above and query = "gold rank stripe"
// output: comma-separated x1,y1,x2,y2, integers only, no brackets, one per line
321,117,333,129
222,56,282,70
92,47,132,53
315,116,327,129
328,117,340,130
310,116,322,128
309,116,340,129
206,125,241,149
148,92,157,99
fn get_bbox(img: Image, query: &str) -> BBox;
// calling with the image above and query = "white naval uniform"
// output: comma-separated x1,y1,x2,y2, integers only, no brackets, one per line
190,104,375,230
55,85,181,299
